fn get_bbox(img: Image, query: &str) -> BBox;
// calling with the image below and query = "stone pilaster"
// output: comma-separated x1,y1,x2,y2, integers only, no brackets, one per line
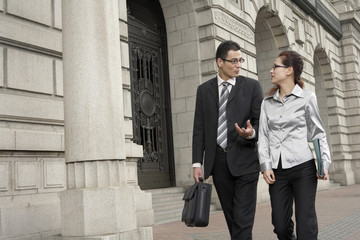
338,10,360,185
59,0,153,239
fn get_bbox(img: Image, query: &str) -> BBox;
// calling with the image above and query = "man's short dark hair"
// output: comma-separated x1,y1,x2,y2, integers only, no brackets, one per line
215,40,241,61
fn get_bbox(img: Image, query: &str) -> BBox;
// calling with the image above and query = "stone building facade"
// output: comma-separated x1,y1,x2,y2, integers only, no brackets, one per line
0,0,359,239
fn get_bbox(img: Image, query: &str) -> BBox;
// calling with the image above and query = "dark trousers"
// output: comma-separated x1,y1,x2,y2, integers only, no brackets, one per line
269,160,318,240
212,150,259,240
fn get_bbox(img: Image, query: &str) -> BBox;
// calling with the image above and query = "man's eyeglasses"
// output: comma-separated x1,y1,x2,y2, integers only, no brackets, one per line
221,57,245,64
272,64,288,70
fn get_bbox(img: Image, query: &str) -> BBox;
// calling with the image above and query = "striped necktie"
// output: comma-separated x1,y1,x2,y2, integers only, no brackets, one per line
217,82,230,149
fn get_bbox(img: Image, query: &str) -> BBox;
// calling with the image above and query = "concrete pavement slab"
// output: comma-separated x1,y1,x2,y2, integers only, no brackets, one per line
153,184,360,240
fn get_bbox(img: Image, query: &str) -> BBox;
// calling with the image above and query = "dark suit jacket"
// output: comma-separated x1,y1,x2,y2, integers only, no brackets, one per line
192,75,263,179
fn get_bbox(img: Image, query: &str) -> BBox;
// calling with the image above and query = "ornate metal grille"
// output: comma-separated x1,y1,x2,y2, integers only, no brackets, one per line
130,43,164,172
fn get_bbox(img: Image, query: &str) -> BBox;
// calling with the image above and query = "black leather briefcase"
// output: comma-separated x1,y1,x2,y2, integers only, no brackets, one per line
181,179,212,227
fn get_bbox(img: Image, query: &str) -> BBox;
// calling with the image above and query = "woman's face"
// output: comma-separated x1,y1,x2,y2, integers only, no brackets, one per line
270,57,290,85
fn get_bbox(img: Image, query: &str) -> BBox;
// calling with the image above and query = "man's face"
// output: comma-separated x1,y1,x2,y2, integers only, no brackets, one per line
217,50,242,80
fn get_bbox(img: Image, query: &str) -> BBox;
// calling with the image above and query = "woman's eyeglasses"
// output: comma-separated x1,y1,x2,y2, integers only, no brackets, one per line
272,64,288,70
221,57,245,64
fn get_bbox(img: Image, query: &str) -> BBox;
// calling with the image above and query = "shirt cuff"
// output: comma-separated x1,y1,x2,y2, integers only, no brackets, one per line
246,129,256,139
260,162,272,172
192,163,202,168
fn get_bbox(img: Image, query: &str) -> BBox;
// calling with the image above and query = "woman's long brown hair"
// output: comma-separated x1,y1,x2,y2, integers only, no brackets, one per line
266,50,305,96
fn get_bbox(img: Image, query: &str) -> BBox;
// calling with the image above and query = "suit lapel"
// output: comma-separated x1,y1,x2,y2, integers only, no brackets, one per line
227,76,243,104
209,78,219,107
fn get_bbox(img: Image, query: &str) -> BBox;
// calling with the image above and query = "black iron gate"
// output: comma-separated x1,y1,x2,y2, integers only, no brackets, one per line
128,1,175,189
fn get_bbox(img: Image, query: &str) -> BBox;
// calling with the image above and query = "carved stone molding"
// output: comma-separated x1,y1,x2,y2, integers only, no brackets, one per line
213,10,254,42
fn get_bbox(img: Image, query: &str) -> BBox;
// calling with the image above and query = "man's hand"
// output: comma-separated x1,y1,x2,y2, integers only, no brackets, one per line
317,169,329,180
235,120,254,138
263,170,275,184
193,167,204,182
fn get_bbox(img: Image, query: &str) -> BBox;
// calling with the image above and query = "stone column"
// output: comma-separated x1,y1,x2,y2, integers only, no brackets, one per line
59,0,153,239
333,11,360,185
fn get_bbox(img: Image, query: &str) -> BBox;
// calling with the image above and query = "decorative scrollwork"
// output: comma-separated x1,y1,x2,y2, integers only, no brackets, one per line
130,42,162,167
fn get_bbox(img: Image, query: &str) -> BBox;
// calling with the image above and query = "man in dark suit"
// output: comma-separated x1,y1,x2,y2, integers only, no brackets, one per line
192,40,263,239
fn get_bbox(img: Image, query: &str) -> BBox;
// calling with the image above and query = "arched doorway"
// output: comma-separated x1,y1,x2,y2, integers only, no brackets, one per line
255,7,289,92
127,0,175,189
314,48,333,149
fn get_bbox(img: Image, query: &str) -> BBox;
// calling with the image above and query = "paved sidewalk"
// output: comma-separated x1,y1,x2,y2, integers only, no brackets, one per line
153,184,360,240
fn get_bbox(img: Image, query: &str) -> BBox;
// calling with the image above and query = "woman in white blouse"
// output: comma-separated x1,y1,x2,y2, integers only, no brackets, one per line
258,50,331,240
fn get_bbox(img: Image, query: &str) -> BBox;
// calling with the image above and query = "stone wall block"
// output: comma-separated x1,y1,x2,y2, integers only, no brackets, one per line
165,17,176,33
7,48,53,94
0,161,10,192
42,159,66,190
121,41,130,68
54,0,62,29
170,64,185,80
60,187,137,236
119,20,128,38
7,0,52,26
201,59,217,75
0,46,3,87
137,227,154,240
119,0,128,21
200,40,216,61
214,25,232,41
125,161,139,186
178,1,193,15
123,89,132,118
173,41,198,64
115,186,137,231
0,15,62,52
15,160,38,191
55,59,64,96
185,95,196,112
174,75,199,98
171,98,186,114
198,25,213,40
135,188,154,227
0,128,15,150
0,201,61,238
16,130,63,151
163,5,180,19
176,111,194,133
126,142,144,158
182,26,197,42
173,132,190,148
184,60,201,77
176,147,192,164
174,163,193,186
0,94,64,122
122,69,131,87
168,31,182,46
195,9,213,26
175,14,190,30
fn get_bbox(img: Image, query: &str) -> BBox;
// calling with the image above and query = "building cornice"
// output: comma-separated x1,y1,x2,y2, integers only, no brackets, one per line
291,0,343,40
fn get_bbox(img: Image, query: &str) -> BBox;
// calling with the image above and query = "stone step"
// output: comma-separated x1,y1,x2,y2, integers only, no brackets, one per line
152,200,184,211
152,192,184,204
146,186,218,225
329,180,342,189
148,186,188,195
154,203,218,225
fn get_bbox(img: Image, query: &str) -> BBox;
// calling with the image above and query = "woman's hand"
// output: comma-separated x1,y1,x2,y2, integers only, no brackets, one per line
263,170,276,184
317,169,329,180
